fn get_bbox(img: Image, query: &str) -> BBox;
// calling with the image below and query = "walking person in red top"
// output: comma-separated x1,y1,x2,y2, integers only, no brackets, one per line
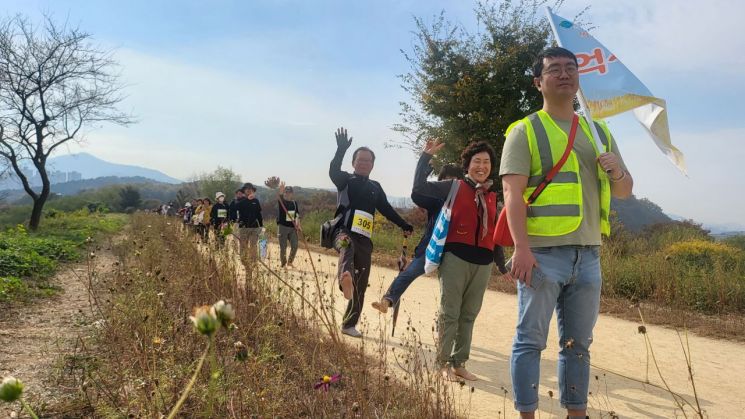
413,139,507,381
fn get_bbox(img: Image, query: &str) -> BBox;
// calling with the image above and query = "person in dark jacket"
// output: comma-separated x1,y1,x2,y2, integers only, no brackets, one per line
210,191,230,247
228,188,244,224
235,183,263,268
371,164,462,313
329,127,414,338
277,183,301,267
413,139,507,382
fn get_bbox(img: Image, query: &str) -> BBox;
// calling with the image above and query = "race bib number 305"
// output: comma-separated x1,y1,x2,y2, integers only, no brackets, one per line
351,210,374,238
217,209,228,218
286,210,297,222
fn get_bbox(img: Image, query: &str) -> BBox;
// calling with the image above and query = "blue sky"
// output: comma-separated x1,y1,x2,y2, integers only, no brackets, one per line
4,0,744,229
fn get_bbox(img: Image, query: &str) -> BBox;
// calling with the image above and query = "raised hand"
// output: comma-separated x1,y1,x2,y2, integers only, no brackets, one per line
335,127,353,150
279,181,286,196
423,138,446,156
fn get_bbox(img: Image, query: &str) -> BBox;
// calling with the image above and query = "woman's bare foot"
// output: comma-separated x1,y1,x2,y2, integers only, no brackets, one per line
438,366,460,382
453,366,478,381
340,271,354,300
371,298,391,313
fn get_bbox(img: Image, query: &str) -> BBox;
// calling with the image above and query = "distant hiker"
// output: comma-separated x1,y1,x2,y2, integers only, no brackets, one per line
328,127,413,338
501,47,632,418
277,183,301,268
200,198,213,242
192,198,205,236
229,188,244,225
182,201,194,226
235,183,263,267
371,163,462,313
211,192,230,246
412,139,507,382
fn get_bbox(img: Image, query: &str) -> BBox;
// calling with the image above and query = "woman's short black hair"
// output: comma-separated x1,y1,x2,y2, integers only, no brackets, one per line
461,140,497,176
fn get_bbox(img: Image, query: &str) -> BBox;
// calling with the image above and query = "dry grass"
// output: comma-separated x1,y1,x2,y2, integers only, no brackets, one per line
52,213,456,418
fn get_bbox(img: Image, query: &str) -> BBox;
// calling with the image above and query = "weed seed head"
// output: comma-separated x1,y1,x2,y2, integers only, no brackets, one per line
234,341,249,361
189,305,219,337
212,300,235,328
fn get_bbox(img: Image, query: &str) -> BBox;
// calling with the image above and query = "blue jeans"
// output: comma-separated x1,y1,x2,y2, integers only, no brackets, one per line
382,254,426,305
510,246,602,412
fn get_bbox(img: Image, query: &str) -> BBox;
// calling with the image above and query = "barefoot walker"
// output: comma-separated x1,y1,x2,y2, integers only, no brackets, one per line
413,139,507,382
328,127,413,338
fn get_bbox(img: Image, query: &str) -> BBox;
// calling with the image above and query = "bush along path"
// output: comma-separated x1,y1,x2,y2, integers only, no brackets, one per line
13,213,455,418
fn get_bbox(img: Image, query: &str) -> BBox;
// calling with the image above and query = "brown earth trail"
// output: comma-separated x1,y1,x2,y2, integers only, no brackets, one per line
0,248,116,418
274,243,745,418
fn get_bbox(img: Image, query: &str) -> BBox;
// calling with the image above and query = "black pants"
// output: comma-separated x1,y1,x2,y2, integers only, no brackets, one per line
334,229,373,329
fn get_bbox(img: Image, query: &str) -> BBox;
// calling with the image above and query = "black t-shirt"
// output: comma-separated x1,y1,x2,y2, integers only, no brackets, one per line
277,199,299,227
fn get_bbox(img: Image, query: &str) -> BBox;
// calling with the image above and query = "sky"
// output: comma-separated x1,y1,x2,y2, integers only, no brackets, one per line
3,0,744,230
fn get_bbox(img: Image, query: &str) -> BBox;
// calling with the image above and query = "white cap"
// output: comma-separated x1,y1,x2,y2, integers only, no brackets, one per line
215,192,225,200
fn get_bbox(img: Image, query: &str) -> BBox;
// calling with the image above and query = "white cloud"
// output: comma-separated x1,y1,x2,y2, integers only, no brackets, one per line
563,0,745,81
64,48,420,197
610,113,744,228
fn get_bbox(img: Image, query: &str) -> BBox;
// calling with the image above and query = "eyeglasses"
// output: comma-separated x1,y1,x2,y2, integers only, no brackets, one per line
542,65,579,78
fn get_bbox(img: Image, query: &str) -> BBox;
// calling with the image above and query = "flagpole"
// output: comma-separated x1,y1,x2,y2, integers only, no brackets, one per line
545,7,606,154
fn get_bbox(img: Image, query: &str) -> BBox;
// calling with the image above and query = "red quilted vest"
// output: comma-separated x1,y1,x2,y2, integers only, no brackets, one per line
445,180,498,250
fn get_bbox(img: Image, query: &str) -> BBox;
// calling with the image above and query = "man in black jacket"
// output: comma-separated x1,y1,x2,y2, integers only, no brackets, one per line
235,183,263,269
330,127,413,338
277,184,300,267
228,188,244,224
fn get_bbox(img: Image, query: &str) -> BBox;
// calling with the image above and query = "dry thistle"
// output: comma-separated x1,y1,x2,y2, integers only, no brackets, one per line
234,341,249,361
264,176,281,189
564,337,575,349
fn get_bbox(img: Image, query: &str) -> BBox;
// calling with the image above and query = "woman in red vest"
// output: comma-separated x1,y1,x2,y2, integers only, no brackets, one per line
413,139,508,382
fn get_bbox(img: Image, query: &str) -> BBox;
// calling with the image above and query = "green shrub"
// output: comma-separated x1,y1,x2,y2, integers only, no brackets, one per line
723,234,745,251
0,248,56,278
0,276,27,301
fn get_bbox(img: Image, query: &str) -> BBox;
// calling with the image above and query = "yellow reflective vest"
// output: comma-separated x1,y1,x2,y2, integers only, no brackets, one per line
505,110,612,237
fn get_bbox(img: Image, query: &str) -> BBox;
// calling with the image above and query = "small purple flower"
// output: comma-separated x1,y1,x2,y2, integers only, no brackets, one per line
314,374,341,391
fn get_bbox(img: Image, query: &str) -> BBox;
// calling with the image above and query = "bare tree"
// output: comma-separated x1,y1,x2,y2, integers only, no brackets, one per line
0,14,132,230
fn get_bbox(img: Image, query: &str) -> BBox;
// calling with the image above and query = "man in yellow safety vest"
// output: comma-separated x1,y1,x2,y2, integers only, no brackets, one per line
500,46,633,419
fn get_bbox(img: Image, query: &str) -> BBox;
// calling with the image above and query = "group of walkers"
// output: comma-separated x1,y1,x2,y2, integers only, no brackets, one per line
163,46,630,418
323,47,633,419
178,182,301,269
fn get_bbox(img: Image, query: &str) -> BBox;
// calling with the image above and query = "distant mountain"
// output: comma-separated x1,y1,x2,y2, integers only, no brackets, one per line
1,176,174,204
0,152,180,190
611,195,672,232
47,153,181,184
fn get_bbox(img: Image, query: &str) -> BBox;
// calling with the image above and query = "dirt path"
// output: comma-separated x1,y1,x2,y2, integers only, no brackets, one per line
0,248,116,418
270,243,744,418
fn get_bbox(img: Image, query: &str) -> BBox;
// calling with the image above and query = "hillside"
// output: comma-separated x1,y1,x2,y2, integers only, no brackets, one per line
611,195,672,232
0,152,181,190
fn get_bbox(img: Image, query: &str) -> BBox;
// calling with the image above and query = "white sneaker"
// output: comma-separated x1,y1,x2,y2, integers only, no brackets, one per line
341,326,362,338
